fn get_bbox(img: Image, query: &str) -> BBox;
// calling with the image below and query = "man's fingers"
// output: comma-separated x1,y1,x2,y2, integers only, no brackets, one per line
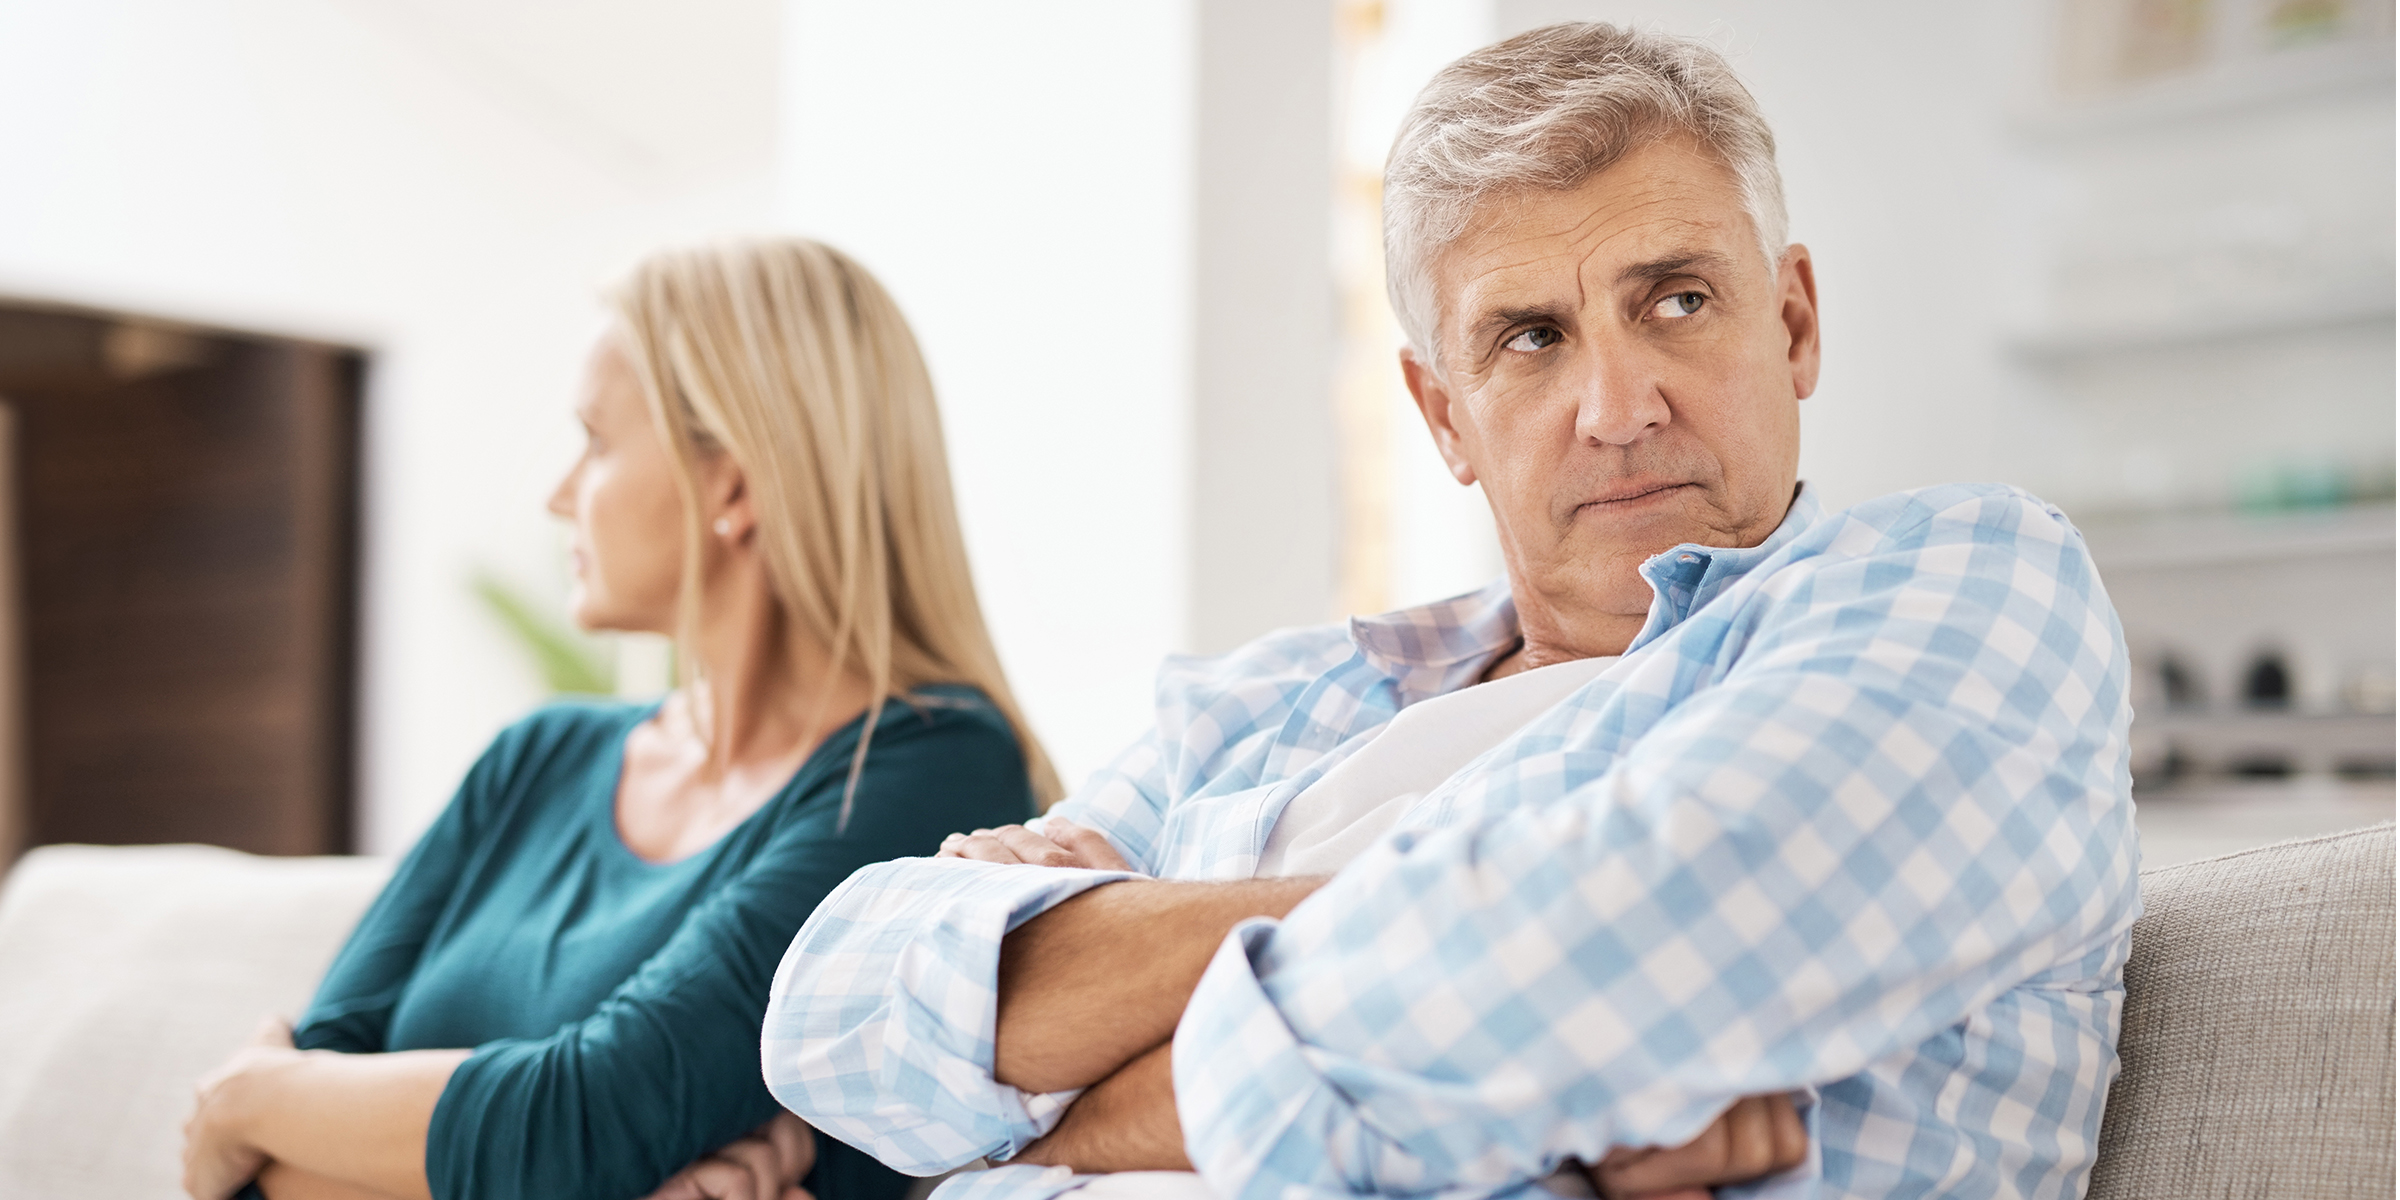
1734,1095,1783,1178
938,822,1132,873
1046,820,1133,872
995,825,1083,868
1594,1093,1809,1197
939,830,1024,864
1769,1092,1808,1171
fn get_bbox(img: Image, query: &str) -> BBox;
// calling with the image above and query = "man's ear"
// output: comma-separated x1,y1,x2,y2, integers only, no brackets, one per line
1778,244,1821,400
1400,346,1477,486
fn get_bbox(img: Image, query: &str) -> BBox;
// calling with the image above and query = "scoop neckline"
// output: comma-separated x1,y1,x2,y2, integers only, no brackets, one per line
591,699,876,869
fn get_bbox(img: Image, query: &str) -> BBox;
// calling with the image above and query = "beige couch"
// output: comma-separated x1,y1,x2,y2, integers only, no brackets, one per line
1,825,2390,1198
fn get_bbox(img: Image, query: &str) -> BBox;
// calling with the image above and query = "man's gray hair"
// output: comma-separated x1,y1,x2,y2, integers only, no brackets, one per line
1384,22,1788,358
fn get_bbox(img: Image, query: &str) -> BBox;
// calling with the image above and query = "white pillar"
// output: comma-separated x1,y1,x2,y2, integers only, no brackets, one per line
781,0,1347,781
1189,0,1341,652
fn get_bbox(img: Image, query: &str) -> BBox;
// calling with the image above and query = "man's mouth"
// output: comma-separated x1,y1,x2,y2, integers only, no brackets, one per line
1578,480,1694,511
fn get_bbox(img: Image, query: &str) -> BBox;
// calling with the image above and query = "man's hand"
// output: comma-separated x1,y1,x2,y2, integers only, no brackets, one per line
939,818,1133,872
1585,1094,1808,1200
641,1113,817,1200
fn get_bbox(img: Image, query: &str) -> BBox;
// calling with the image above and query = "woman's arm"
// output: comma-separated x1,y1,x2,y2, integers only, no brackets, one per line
421,704,1038,1200
185,1037,466,1200
183,727,531,1199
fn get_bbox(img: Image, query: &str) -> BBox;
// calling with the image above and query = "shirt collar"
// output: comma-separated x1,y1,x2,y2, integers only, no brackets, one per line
1347,576,1520,705
1630,481,1824,649
1346,482,1824,698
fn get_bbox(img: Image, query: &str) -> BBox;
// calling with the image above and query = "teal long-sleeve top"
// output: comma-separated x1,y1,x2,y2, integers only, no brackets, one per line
288,686,1037,1200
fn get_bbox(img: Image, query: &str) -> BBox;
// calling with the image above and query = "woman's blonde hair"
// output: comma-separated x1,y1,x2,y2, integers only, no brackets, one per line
610,238,1063,816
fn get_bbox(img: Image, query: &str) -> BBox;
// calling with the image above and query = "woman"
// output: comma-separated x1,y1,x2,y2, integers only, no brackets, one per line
183,240,1058,1200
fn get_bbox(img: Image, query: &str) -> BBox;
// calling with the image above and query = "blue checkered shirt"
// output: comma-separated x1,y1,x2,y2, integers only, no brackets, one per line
763,483,2139,1200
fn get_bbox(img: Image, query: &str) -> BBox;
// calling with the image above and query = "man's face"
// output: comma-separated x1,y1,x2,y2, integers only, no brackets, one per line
1403,135,1820,656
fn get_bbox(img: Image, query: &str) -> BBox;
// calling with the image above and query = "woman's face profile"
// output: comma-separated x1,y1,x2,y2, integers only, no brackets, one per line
547,331,686,633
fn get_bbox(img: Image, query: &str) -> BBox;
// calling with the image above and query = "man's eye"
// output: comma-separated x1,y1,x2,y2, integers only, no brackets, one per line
1652,292,1707,319
1503,327,1564,353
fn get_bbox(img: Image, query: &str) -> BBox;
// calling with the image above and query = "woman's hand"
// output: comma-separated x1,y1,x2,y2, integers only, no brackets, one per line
641,1112,817,1200
1583,1093,1808,1199
184,1018,301,1199
938,818,1132,871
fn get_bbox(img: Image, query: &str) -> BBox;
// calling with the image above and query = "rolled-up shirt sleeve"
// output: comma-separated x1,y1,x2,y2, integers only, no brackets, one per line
1173,489,2140,1200
763,724,1187,1173
761,616,1385,1177
762,857,1144,1172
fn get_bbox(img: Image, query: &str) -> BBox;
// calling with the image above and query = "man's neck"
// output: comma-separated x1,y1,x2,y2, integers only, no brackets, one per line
1482,611,1643,682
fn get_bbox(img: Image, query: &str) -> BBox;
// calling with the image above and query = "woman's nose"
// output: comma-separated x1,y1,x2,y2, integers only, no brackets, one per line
545,468,578,518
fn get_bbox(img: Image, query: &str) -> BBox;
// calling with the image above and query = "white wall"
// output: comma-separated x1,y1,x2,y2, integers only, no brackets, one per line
1190,0,1340,654
0,0,783,852
782,0,1352,782
780,0,1197,787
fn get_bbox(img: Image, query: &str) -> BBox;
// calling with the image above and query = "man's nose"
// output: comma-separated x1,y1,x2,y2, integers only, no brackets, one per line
1572,350,1670,447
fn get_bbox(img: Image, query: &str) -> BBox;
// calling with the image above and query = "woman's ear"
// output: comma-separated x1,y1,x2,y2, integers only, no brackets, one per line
701,456,756,547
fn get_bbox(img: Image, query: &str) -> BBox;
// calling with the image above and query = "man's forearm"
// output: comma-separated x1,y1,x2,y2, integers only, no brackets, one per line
1012,1040,1187,1173
993,877,1323,1094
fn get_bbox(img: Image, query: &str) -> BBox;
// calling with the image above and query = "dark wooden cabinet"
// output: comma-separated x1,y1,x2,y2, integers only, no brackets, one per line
0,301,362,858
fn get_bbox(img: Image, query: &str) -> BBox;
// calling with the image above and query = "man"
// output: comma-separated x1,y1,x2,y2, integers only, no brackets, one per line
764,22,2135,1200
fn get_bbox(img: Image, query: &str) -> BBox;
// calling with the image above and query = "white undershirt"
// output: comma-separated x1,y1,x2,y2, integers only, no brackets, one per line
1255,654,1616,878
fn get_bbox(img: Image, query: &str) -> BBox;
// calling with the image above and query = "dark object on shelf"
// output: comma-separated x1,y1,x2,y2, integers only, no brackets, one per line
0,300,362,857
2158,653,2204,709
2335,756,2397,781
2242,652,2292,709
2224,754,2295,779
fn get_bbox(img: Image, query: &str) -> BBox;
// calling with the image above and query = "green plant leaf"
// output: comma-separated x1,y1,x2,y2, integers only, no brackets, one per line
470,570,615,695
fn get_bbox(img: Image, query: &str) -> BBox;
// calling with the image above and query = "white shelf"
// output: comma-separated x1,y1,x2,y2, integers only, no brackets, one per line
2011,39,2394,144
2004,290,2394,364
2079,503,2395,571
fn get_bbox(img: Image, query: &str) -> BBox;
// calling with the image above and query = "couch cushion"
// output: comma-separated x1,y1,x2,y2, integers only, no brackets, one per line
0,844,390,1200
2089,822,2395,1200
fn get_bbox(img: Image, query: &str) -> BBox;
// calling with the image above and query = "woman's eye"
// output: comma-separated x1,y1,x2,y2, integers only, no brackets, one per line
1652,292,1707,319
1503,327,1564,353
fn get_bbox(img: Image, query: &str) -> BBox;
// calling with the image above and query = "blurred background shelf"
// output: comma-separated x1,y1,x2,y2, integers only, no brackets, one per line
2134,707,2395,775
2011,35,2394,141
2078,502,2394,570
2004,292,2395,364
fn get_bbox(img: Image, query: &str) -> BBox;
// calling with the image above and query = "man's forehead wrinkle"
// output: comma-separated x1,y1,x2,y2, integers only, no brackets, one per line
1431,150,1754,362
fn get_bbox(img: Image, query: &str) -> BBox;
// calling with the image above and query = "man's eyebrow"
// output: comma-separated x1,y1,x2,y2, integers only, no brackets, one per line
1616,251,1736,285
1465,302,1571,342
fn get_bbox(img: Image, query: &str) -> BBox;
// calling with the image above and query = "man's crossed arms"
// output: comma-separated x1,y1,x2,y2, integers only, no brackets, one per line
940,818,1808,1200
